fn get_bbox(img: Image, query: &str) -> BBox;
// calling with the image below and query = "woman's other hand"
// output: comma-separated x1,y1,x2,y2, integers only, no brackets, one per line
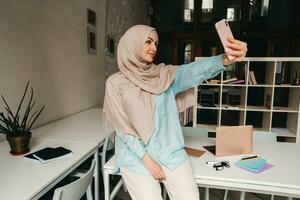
223,38,247,66
143,153,166,181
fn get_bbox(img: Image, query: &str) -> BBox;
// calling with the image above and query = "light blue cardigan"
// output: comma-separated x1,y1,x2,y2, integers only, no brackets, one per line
114,55,225,175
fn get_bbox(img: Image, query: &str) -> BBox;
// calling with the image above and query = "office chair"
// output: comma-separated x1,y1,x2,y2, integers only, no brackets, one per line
71,132,117,200
52,159,95,200
103,132,126,200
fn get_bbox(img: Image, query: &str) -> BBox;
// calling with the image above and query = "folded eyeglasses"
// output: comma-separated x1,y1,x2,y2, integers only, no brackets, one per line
213,161,230,171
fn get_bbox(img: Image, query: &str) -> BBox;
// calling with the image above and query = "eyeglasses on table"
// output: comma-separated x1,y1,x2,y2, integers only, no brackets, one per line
213,161,230,171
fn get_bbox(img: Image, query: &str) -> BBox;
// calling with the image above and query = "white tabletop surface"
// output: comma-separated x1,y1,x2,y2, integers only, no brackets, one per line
0,138,98,200
0,108,105,200
185,136,300,197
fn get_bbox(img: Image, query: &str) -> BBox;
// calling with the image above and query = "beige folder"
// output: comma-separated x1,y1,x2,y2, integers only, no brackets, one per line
215,125,253,156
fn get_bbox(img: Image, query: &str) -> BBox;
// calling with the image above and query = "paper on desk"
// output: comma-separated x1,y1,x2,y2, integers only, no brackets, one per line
185,147,205,157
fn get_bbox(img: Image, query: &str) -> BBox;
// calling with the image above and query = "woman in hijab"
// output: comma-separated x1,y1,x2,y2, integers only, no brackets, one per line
103,25,247,200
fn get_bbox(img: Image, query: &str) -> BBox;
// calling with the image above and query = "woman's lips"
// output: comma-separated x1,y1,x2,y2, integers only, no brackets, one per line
148,53,155,57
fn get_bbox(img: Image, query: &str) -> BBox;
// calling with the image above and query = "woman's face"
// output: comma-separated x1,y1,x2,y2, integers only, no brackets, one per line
140,31,158,63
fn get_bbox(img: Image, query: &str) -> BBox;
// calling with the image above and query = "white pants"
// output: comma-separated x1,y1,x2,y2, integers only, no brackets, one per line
120,160,200,200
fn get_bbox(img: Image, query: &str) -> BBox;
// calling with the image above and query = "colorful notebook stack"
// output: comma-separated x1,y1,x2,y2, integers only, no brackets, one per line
235,157,273,174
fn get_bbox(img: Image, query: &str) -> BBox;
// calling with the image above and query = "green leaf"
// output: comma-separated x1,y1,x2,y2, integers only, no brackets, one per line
0,124,10,134
1,82,45,136
26,105,45,131
1,95,14,119
14,81,29,124
0,113,13,133
21,90,34,131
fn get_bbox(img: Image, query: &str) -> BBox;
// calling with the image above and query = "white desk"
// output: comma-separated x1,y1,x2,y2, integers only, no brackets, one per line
0,108,106,200
0,138,98,200
185,136,300,198
36,108,106,144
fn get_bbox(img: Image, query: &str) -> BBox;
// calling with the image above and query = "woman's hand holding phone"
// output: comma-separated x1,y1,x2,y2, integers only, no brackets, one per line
215,19,247,66
222,37,247,66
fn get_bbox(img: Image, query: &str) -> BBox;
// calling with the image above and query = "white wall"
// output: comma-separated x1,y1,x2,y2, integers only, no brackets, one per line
0,0,107,140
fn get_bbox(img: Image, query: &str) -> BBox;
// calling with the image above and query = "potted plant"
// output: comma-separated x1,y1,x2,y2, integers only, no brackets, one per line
0,82,45,155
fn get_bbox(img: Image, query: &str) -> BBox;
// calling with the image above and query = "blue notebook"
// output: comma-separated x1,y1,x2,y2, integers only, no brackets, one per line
235,158,267,170
236,163,273,174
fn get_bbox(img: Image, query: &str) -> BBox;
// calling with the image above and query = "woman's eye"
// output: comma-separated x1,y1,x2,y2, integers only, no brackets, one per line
145,40,151,45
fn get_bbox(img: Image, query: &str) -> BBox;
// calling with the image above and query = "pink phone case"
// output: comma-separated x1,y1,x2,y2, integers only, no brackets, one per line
215,19,234,59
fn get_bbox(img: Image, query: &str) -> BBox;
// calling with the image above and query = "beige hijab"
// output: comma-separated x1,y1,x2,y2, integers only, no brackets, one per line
103,25,194,144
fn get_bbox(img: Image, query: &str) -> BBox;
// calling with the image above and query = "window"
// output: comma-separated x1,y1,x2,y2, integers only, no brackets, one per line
202,0,213,13
249,0,269,21
261,0,269,16
201,0,214,22
184,0,194,22
227,8,235,22
184,43,192,63
226,6,241,22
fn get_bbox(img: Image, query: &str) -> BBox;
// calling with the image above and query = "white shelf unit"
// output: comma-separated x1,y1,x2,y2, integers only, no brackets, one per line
193,57,300,143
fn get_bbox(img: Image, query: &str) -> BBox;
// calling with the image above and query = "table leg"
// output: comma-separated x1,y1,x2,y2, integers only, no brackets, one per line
223,189,228,200
104,171,110,200
240,191,245,200
205,188,209,200
94,151,99,200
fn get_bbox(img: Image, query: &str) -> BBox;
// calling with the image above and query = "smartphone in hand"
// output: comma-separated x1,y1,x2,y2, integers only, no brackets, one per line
215,19,234,60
